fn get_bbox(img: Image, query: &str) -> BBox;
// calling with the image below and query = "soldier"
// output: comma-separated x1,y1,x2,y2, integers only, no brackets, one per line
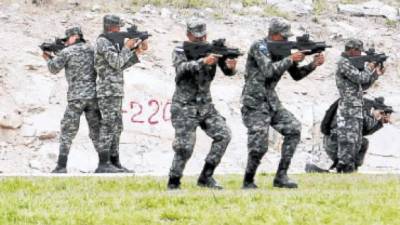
306,97,392,173
334,39,384,173
167,18,238,190
241,18,325,189
94,15,148,173
42,27,105,173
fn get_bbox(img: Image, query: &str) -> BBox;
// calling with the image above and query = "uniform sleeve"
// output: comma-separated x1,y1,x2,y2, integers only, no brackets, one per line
95,37,134,70
122,53,140,70
47,49,68,74
217,57,236,76
288,62,315,81
362,110,383,136
361,66,379,90
172,48,204,81
250,42,293,79
338,59,379,85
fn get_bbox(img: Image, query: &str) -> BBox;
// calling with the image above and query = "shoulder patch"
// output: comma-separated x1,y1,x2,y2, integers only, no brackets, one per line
259,43,269,56
174,46,184,53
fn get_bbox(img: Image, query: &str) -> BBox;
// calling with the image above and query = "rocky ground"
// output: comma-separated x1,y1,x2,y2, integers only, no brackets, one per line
0,0,399,175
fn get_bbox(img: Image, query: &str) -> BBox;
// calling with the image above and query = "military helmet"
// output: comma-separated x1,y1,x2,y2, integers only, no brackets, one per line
269,18,293,38
186,17,207,38
103,14,124,32
65,26,82,38
345,38,364,51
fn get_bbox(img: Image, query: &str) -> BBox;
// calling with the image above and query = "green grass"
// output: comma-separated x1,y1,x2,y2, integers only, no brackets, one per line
131,0,215,8
0,174,399,225
262,5,289,19
313,0,328,15
241,0,264,7
385,19,399,28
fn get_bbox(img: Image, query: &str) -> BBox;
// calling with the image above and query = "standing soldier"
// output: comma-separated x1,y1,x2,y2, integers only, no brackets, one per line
42,27,104,173
334,39,384,173
167,18,238,190
241,18,325,189
94,15,148,173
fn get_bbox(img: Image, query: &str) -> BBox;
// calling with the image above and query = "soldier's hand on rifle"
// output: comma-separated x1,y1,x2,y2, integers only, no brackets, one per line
225,58,237,70
291,52,305,63
382,114,391,124
140,40,149,51
375,65,385,76
135,40,148,55
203,54,219,65
312,53,325,68
367,62,377,71
124,38,137,50
42,51,52,61
372,109,384,121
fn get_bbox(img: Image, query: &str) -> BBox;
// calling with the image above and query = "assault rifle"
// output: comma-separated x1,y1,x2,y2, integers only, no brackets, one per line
266,34,332,58
101,25,151,51
364,97,393,115
183,38,243,60
39,38,66,53
348,48,388,71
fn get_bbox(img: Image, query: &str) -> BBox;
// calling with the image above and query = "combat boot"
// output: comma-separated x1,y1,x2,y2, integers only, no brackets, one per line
52,154,68,173
110,153,134,173
242,172,258,189
273,159,298,189
95,152,124,173
197,162,223,189
336,162,355,173
167,176,181,190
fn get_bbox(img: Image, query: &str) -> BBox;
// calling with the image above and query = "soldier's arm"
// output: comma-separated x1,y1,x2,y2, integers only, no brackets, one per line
339,60,379,85
361,69,379,90
218,58,236,76
47,49,68,74
362,110,383,136
121,53,140,70
288,63,315,81
96,37,134,70
172,47,204,81
251,43,293,79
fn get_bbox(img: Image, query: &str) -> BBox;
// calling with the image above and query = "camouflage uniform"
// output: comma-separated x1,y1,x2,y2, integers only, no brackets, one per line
241,18,318,188
46,27,101,172
324,101,383,169
168,18,236,187
94,15,139,170
335,39,379,172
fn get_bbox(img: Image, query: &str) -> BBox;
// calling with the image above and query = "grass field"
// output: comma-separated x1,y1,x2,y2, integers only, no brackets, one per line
0,174,399,225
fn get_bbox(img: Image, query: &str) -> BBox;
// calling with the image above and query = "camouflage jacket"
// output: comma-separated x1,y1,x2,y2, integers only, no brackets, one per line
94,36,139,98
329,100,383,136
241,39,316,112
335,54,378,119
171,44,236,106
47,42,96,101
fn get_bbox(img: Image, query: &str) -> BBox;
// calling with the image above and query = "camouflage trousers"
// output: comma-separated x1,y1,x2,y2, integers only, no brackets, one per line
334,116,363,168
324,133,369,169
98,97,123,157
241,105,301,174
59,99,101,158
169,102,232,178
